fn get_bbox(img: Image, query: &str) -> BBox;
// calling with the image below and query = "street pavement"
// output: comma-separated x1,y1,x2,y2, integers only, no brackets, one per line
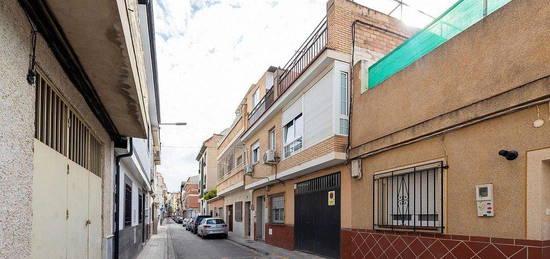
139,219,324,259
165,220,263,259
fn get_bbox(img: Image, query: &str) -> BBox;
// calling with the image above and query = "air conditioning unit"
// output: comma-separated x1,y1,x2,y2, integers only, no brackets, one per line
263,150,278,164
351,159,362,179
244,165,254,175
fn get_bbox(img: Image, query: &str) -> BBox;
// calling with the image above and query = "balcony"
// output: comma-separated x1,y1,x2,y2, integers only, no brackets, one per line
247,17,328,127
368,0,512,89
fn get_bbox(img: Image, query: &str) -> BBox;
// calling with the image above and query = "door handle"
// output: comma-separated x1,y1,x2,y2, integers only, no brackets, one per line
85,219,91,226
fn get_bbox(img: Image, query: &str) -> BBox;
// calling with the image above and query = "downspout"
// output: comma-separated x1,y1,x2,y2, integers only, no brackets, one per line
114,138,134,259
347,20,409,157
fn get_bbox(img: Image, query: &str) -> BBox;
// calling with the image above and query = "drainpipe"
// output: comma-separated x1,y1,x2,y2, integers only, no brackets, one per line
114,138,133,259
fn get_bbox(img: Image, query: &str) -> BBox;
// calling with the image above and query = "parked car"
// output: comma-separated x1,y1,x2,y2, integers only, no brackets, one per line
190,215,212,234
182,217,191,227
186,216,196,231
197,218,228,239
173,215,183,224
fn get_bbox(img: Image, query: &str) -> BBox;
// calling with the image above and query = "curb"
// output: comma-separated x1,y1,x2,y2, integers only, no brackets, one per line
226,237,270,256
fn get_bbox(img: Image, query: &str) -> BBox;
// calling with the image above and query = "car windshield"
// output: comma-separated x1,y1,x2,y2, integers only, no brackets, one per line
206,219,224,224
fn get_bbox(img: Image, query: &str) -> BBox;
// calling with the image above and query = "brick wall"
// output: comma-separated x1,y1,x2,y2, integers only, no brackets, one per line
326,0,414,56
277,135,347,172
185,196,199,209
265,224,295,250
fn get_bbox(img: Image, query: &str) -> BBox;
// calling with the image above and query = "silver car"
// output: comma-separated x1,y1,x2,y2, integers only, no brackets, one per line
197,218,228,238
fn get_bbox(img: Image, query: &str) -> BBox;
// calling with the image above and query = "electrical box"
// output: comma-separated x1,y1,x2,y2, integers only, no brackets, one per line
476,184,494,217
351,159,362,179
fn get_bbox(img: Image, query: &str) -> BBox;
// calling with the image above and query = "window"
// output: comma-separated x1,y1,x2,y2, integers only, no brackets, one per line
252,89,260,108
339,118,349,135
34,71,102,176
268,128,276,150
235,202,243,222
270,195,285,224
207,219,225,224
283,114,303,158
236,154,243,166
340,72,348,115
339,72,349,135
251,142,260,164
373,161,444,232
138,193,143,224
124,182,132,227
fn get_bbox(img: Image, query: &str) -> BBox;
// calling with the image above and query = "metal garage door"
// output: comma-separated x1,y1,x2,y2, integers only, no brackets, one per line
295,173,341,259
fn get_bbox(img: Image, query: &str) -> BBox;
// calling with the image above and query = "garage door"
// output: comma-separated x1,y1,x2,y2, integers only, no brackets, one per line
294,173,340,259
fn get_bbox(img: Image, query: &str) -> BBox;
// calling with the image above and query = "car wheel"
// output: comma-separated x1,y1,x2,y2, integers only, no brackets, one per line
223,234,228,239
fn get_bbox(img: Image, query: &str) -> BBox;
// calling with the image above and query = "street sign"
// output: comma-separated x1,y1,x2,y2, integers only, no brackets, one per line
328,191,335,206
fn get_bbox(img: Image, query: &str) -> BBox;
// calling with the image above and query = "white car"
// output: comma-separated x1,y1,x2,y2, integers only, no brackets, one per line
197,218,228,238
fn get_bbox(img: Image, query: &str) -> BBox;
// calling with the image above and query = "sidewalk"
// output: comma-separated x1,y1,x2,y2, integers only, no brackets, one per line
227,233,325,259
137,224,170,259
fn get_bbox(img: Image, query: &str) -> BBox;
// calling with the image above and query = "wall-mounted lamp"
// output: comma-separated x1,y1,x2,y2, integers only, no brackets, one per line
498,150,518,160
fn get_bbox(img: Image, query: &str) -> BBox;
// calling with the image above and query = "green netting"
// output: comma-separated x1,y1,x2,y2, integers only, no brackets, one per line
368,0,512,88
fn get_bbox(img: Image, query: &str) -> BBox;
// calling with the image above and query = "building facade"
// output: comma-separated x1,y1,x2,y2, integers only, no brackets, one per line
344,0,550,258
0,0,161,259
205,0,550,258
196,134,223,214
181,175,200,218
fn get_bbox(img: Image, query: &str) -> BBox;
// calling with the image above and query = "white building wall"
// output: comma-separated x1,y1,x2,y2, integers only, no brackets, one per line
223,190,253,238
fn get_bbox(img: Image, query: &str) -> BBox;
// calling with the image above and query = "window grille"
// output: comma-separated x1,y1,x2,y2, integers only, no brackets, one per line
124,183,132,227
235,201,243,222
34,72,102,177
270,195,285,224
295,173,340,195
373,161,444,232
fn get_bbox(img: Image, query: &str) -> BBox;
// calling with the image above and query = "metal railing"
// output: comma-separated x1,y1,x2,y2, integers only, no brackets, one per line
248,86,275,126
247,17,328,128
277,17,328,97
373,161,445,233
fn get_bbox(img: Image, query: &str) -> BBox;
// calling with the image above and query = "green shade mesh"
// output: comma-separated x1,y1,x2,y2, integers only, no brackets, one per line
368,0,512,88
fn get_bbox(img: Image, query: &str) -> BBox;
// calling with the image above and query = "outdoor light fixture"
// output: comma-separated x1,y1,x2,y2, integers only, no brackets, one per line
498,150,518,160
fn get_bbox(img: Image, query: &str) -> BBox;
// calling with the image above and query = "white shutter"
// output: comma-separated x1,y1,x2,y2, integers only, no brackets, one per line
282,97,302,125
303,71,332,146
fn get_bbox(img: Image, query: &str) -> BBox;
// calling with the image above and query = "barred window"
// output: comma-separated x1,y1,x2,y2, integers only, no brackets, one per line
124,182,132,227
373,161,444,232
34,72,102,177
271,195,284,224
235,201,243,222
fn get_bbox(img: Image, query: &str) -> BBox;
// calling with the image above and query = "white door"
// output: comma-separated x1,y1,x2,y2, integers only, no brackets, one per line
31,140,68,259
31,140,103,259
67,161,89,259
88,173,102,259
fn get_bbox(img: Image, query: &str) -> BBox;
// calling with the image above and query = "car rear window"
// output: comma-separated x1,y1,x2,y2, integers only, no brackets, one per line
207,219,225,224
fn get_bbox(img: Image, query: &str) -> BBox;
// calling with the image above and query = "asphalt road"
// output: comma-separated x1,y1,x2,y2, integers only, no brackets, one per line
165,220,265,259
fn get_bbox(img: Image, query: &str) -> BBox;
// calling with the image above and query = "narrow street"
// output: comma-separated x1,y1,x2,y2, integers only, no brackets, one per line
165,220,262,259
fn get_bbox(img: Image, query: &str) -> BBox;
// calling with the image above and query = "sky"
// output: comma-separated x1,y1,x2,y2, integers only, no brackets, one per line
154,0,456,192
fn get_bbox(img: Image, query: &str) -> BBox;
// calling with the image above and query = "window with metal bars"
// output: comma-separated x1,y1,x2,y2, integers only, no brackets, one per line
373,161,444,232
235,201,243,222
34,72,102,177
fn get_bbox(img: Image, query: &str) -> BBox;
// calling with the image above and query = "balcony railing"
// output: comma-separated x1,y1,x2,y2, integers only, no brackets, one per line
247,17,328,128
277,17,328,97
248,86,274,126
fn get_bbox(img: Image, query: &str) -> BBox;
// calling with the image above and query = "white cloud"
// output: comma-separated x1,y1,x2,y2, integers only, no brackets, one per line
154,0,456,192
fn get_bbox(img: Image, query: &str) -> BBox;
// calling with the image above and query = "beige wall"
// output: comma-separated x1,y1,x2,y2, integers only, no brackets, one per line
244,113,282,185
218,117,244,154
350,0,550,155
218,168,244,192
351,106,550,239
252,164,352,228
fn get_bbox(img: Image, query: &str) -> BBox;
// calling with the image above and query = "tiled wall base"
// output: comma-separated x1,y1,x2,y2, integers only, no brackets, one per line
342,229,550,259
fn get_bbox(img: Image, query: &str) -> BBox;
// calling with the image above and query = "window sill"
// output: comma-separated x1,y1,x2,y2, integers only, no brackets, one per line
374,225,443,233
